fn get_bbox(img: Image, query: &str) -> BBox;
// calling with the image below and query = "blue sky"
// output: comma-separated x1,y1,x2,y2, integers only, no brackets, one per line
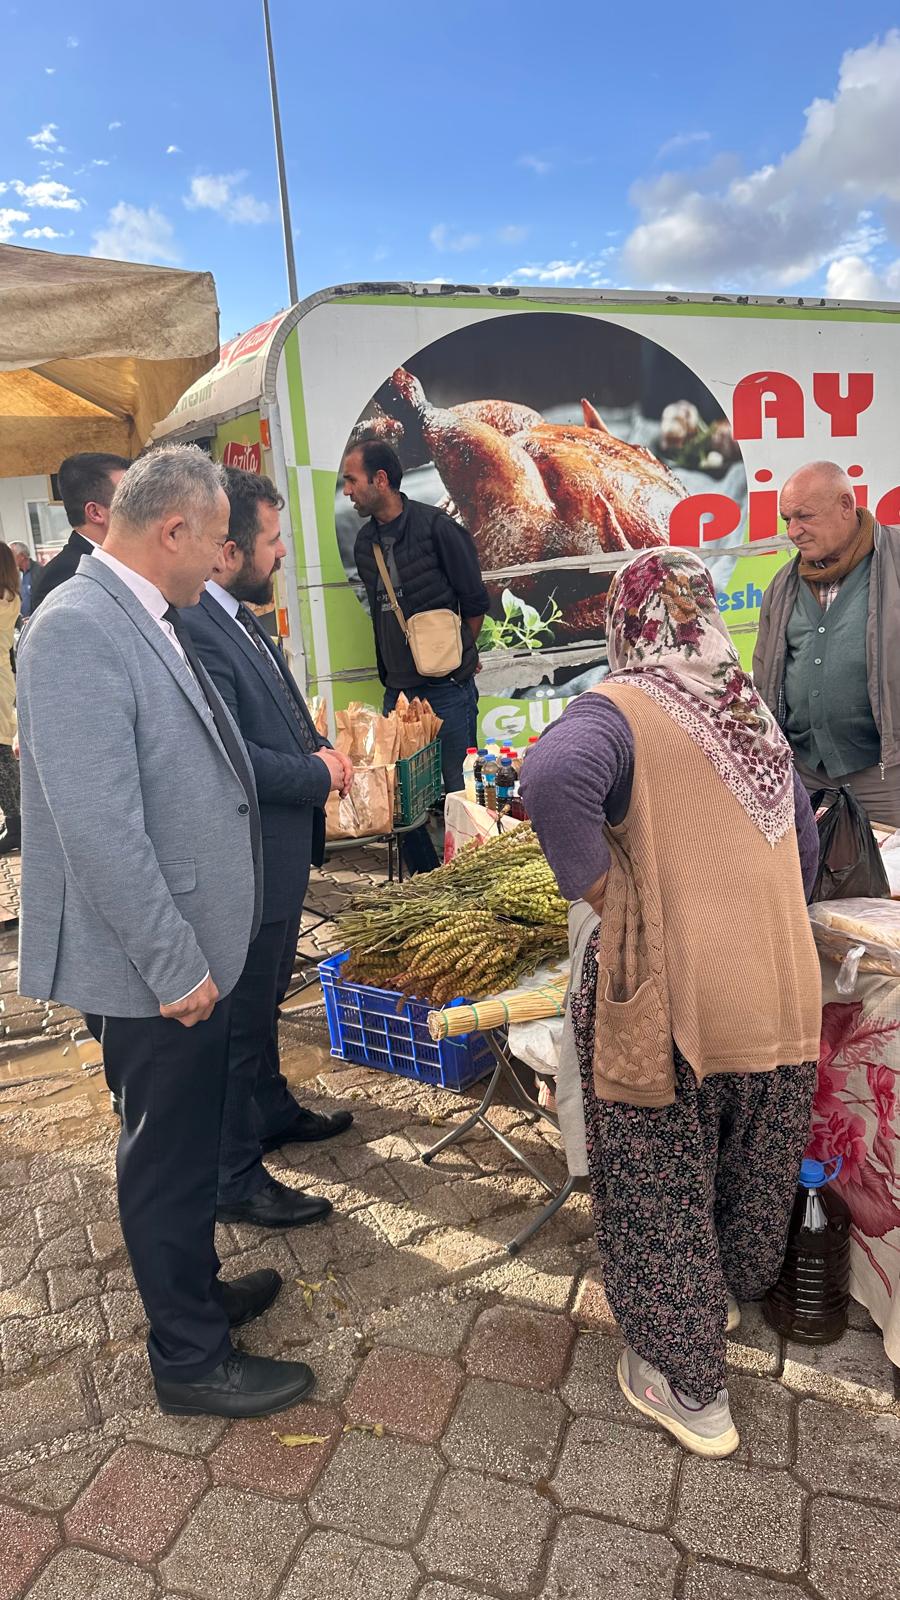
3,2,899,340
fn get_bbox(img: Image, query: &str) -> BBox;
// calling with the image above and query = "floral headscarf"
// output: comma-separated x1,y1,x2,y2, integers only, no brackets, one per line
605,549,794,845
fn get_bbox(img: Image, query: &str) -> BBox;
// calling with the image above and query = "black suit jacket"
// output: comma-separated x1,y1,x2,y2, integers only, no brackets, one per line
30,531,96,616
180,591,331,924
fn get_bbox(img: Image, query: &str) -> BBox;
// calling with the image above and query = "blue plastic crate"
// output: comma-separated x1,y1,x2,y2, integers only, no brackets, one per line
319,952,495,1092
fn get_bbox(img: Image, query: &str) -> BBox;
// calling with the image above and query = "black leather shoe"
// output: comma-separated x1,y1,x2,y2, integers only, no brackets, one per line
156,1350,315,1418
218,1269,282,1328
217,1177,333,1229
260,1108,354,1152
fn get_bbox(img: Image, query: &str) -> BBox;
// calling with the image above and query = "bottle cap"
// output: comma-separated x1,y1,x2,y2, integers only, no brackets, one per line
466,747,477,754
528,736,539,744
800,1155,843,1188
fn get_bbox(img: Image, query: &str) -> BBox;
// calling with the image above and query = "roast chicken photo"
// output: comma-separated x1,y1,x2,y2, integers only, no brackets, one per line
336,314,743,687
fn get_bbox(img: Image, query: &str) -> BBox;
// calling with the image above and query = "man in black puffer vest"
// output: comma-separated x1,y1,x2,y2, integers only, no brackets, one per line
344,440,489,872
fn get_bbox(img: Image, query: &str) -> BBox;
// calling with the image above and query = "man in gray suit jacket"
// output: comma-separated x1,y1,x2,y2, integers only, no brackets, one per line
17,445,317,1419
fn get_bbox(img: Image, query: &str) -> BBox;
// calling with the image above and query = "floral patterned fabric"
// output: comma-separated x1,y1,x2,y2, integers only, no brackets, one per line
572,922,817,1402
810,971,900,1362
604,549,795,845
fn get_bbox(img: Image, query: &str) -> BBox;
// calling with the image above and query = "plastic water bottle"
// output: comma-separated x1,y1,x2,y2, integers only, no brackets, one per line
481,752,499,812
496,756,516,813
473,749,488,807
462,748,478,803
763,1157,850,1345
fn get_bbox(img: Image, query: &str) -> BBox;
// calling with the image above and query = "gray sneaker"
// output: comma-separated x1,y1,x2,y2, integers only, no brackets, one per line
617,1346,739,1457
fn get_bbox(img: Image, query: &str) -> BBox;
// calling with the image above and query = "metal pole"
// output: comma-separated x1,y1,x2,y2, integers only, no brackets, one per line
262,0,299,307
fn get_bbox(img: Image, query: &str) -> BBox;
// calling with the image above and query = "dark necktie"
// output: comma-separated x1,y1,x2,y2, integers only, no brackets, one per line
236,604,319,754
163,606,261,862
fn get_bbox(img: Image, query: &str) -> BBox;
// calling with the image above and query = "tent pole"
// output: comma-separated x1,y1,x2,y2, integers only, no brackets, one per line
262,0,299,308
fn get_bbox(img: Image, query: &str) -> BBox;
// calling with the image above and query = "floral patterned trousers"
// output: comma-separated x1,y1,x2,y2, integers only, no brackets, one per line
571,925,817,1403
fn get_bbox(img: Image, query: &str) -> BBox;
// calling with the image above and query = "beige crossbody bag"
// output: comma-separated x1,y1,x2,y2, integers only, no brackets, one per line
373,542,464,679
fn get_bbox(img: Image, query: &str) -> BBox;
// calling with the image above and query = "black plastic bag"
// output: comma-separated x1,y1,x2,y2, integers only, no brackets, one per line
811,786,890,902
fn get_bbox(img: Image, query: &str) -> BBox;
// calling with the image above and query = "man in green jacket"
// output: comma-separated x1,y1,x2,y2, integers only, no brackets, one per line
753,460,900,829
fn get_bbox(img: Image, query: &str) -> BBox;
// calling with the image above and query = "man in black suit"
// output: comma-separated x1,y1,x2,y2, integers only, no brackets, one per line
182,467,355,1229
29,453,131,616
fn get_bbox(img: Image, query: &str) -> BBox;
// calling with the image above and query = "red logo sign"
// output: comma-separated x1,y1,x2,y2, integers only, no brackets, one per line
222,441,262,473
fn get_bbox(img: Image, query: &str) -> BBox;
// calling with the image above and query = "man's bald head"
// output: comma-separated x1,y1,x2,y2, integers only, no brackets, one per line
779,460,860,563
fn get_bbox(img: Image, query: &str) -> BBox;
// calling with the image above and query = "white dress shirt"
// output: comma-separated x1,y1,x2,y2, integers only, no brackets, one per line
94,548,188,664
205,578,240,620
93,548,209,1004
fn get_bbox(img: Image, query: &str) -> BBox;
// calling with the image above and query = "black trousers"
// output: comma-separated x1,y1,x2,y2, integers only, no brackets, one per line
216,910,303,1205
100,1002,234,1382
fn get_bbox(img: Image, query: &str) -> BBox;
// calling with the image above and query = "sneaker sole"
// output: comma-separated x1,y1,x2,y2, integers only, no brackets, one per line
158,1372,316,1418
616,1353,740,1459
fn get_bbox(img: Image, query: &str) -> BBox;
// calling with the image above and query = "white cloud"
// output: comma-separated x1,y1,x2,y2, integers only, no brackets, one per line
67,35,78,47
184,172,272,224
0,208,29,242
825,253,900,300
499,255,614,287
27,123,61,151
166,145,180,155
497,224,528,244
23,225,71,239
622,30,900,289
657,130,711,159
91,202,179,264
519,154,552,177
45,66,56,75
108,121,122,131
5,179,82,210
429,222,481,252
38,159,65,171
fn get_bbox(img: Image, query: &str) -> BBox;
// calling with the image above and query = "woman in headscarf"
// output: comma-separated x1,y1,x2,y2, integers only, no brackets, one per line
521,549,821,1458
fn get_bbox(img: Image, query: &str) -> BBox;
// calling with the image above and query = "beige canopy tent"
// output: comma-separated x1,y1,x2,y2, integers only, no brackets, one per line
0,243,220,476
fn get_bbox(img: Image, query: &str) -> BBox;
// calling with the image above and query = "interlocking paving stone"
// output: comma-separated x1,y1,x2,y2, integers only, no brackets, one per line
807,1495,900,1600
121,1409,228,1457
89,1346,157,1419
539,1512,679,1600
0,1363,94,1455
345,1346,463,1444
845,1296,879,1333
208,1403,342,1499
308,1429,442,1546
362,1290,477,1358
64,1442,206,1562
464,1304,574,1391
417,1587,486,1600
795,1398,900,1504
551,1414,678,1528
289,1329,365,1404
727,1375,795,1468
160,1485,304,1600
418,1470,553,1594
725,1304,781,1377
683,1563,811,1599
560,1333,652,1428
442,1376,566,1483
0,1443,110,1512
0,1501,58,1600
1,1300,106,1373
280,1530,419,1600
675,1461,805,1574
459,1246,579,1314
782,1328,896,1409
23,1548,157,1600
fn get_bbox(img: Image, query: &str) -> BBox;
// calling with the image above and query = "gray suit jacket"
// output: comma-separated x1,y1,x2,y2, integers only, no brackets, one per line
16,557,262,1018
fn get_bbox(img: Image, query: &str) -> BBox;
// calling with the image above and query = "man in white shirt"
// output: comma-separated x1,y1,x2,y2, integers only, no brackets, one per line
29,452,130,615
17,445,318,1419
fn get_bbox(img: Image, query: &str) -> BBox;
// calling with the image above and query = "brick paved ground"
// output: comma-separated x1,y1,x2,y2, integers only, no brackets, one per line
2,849,899,1599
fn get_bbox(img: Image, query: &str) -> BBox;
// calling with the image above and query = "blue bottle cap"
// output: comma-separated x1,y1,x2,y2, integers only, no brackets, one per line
800,1155,843,1188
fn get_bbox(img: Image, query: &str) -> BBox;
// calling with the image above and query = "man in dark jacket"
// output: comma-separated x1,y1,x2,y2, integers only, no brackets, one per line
29,453,130,616
343,439,489,871
181,467,354,1229
753,460,900,828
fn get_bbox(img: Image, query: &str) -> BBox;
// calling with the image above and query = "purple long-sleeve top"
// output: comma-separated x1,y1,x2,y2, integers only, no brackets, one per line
519,693,820,902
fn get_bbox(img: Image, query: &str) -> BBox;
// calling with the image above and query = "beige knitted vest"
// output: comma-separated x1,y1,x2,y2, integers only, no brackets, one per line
591,683,822,1107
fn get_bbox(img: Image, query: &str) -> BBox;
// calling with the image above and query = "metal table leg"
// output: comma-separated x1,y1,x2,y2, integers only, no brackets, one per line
421,1029,576,1254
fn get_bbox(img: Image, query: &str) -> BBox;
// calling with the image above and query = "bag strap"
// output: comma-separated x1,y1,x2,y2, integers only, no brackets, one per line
372,543,410,642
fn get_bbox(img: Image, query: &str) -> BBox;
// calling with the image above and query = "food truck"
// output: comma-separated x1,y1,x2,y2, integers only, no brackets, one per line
153,283,900,745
